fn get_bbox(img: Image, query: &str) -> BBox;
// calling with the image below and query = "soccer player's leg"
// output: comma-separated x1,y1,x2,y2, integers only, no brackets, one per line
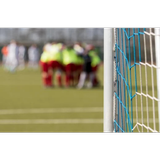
40,61,50,87
47,68,53,87
77,71,87,89
92,65,99,87
48,60,57,86
9,58,18,73
73,64,78,85
71,63,77,86
55,61,63,87
65,63,72,87
87,71,94,88
77,64,83,85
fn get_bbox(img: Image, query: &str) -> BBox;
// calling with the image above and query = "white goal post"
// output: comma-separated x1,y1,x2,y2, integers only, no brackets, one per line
104,28,113,132
155,28,160,132
104,28,160,132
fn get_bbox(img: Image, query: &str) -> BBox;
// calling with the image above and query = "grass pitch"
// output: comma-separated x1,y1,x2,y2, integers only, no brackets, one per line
2,62,157,133
0,65,103,132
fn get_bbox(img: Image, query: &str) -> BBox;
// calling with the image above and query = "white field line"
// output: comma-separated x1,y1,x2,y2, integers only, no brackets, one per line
0,118,158,125
0,107,103,125
0,119,103,124
0,106,159,115
0,107,103,115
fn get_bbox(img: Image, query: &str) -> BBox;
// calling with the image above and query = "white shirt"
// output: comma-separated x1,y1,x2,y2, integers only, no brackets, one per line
28,46,39,61
7,43,18,59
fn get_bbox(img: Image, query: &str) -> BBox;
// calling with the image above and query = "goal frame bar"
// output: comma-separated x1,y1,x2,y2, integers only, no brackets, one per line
155,28,160,132
104,28,160,132
104,28,114,132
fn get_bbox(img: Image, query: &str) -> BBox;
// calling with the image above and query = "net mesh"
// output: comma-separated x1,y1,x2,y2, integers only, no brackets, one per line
114,28,160,132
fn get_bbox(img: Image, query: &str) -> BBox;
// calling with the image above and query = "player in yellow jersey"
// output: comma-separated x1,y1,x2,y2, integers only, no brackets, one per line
73,42,84,85
48,42,64,87
62,44,77,87
87,44,101,87
39,43,52,87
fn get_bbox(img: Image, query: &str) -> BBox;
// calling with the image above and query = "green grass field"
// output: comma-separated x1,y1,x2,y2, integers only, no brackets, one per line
0,65,103,132
1,62,158,133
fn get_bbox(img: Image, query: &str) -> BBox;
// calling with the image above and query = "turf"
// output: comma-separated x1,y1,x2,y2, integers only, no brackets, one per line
0,65,103,132
0,62,158,133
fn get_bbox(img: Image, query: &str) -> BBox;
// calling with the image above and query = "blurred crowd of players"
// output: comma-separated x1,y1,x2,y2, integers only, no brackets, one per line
1,40,102,89
1,40,40,71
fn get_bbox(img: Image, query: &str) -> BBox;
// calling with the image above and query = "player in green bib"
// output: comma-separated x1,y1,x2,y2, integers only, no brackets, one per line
48,43,64,87
73,43,84,85
88,45,101,87
39,43,52,87
62,45,77,87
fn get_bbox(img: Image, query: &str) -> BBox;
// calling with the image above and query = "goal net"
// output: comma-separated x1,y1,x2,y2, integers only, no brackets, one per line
104,28,160,132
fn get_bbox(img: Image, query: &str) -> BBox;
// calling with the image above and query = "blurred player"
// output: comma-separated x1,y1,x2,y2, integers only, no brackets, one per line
1,44,8,69
18,43,25,70
73,42,84,84
5,40,19,72
39,43,52,87
87,44,101,87
62,44,77,87
47,42,64,87
77,49,94,89
28,44,39,69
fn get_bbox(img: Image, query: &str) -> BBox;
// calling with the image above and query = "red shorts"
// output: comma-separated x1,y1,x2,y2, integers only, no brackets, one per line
48,60,63,70
40,61,49,72
75,64,83,72
65,63,76,73
92,65,98,72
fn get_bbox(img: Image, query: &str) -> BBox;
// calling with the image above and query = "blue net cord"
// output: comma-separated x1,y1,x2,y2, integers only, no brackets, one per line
114,28,145,132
